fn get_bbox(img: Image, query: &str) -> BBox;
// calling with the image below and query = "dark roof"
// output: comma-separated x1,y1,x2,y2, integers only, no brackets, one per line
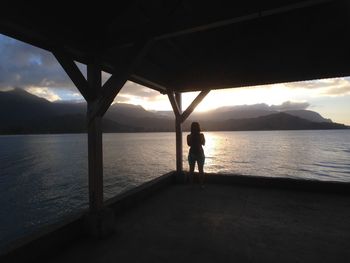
1,0,350,93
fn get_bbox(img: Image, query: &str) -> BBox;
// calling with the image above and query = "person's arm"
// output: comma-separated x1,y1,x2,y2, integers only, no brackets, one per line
201,133,205,146
187,134,192,146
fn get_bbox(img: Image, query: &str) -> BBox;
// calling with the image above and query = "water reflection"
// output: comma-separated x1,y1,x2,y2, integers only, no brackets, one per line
0,134,89,249
182,130,350,180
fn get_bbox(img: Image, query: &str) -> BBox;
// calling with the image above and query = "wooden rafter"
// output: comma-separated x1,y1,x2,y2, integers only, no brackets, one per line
167,89,210,123
130,74,167,94
88,39,154,121
181,90,210,123
53,50,90,101
87,62,102,99
167,91,181,119
155,0,328,40
105,0,330,48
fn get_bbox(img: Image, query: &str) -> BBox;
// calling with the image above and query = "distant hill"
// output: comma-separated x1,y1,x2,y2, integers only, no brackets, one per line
105,104,174,132
106,103,156,119
0,88,55,125
185,105,333,123
284,110,332,123
0,88,347,134
0,89,133,134
199,113,346,131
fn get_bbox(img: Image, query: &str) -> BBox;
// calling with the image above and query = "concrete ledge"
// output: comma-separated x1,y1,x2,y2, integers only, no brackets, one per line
201,173,350,194
0,212,85,263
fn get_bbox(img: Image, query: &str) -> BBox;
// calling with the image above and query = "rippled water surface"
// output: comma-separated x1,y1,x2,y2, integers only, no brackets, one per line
1,130,350,249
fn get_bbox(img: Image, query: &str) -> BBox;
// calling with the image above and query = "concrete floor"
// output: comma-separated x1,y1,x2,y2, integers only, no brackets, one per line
48,184,350,263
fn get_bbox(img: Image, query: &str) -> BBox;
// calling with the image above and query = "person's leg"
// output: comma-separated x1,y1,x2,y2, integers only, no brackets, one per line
198,163,204,186
189,163,195,184
188,153,195,184
198,155,205,186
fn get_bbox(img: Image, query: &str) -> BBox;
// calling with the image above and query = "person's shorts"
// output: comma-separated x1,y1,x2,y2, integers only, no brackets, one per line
188,152,205,166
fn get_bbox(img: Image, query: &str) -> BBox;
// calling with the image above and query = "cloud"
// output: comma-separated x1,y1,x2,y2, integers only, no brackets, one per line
113,94,131,103
226,103,270,111
25,87,61,102
119,81,161,100
270,101,310,111
321,83,350,96
111,81,164,105
284,77,350,96
0,35,76,90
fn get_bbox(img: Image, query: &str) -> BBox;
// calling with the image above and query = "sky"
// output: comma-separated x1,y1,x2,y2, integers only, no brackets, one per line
1,34,349,125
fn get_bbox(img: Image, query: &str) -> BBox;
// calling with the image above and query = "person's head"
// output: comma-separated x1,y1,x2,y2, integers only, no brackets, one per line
191,122,201,134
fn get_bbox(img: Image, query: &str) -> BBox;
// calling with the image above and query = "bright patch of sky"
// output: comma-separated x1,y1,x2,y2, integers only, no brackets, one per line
25,87,61,102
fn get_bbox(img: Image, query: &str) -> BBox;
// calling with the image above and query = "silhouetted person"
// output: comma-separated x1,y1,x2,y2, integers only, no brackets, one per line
187,122,205,186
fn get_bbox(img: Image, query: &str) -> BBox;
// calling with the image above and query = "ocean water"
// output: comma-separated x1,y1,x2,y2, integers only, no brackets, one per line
0,130,350,250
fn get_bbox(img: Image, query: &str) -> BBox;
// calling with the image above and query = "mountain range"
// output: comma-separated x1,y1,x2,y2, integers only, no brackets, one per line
0,88,347,134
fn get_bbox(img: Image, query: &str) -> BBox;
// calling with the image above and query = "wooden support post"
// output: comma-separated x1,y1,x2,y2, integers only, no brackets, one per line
87,114,103,212
87,63,103,212
54,46,158,236
175,92,183,174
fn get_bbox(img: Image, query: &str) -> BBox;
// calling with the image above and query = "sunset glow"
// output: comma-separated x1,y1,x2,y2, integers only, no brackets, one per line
116,78,350,125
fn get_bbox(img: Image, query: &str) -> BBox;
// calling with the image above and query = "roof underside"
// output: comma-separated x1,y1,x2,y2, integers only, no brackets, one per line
1,0,350,93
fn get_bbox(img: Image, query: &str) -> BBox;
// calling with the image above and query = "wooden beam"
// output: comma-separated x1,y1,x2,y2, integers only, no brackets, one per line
87,114,104,212
53,50,90,101
155,0,330,40
88,40,153,120
87,62,102,99
181,90,210,123
87,64,104,212
175,92,183,173
165,39,192,67
130,74,167,94
105,0,331,48
167,91,181,119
